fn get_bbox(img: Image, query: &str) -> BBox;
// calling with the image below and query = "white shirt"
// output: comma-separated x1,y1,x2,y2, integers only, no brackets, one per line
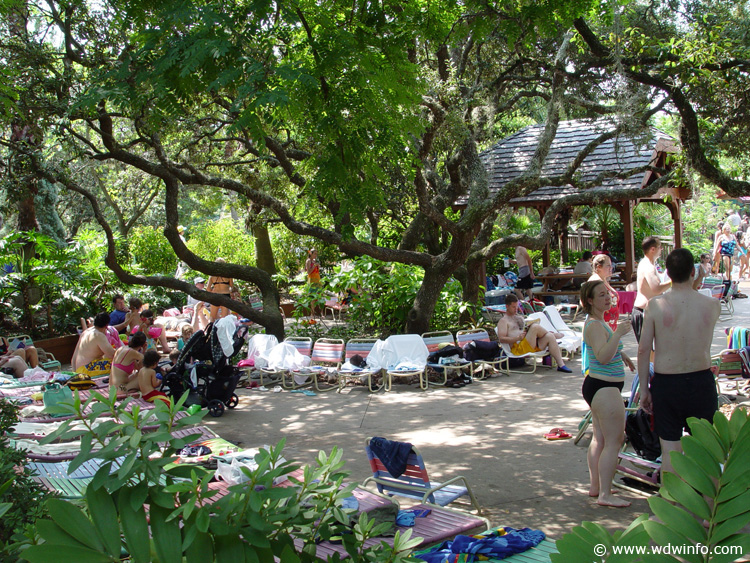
573,261,593,275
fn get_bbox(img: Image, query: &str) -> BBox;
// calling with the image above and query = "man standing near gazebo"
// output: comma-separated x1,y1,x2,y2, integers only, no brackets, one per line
632,236,671,342
514,245,534,301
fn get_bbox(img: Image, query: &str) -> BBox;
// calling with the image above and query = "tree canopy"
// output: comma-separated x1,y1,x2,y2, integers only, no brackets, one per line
1,0,749,336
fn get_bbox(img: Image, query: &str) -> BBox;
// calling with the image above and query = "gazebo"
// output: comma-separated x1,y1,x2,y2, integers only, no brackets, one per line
479,119,689,280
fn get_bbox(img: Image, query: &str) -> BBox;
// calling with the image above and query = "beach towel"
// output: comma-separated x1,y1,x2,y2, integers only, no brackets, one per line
369,437,413,478
415,526,545,563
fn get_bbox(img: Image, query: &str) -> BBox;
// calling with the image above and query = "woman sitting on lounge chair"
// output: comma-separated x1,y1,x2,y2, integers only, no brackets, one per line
110,332,147,391
0,337,39,378
580,280,635,508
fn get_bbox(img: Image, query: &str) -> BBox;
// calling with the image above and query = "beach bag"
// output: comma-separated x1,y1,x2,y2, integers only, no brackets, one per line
42,382,74,415
67,373,96,390
625,408,661,461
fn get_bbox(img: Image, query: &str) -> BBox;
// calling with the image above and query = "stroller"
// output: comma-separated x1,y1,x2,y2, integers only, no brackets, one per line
163,322,248,417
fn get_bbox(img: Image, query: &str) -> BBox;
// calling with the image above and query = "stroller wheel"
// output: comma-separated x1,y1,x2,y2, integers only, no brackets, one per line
227,394,239,409
208,400,225,418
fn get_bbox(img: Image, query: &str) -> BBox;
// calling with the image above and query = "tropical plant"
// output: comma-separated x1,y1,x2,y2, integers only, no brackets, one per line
128,225,180,277
0,398,49,559
22,390,422,562
553,409,750,562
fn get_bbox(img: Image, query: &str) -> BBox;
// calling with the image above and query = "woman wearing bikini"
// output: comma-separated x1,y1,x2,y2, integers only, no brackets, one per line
109,332,147,391
207,258,235,322
580,280,635,508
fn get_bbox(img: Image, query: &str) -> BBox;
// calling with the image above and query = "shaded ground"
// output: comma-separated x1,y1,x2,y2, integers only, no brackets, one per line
202,283,750,543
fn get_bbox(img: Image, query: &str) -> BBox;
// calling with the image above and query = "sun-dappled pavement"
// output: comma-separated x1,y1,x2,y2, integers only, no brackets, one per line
206,282,750,542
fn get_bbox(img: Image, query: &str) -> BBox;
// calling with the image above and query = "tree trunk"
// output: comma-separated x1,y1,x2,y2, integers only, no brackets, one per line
252,223,277,276
459,258,483,326
405,265,455,334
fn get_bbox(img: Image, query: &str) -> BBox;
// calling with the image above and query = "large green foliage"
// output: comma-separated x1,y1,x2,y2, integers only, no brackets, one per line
553,409,750,562
23,391,422,562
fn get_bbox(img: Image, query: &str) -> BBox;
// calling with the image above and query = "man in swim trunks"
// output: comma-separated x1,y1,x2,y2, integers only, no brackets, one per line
513,245,534,301
71,312,116,376
496,294,572,373
632,236,671,342
637,248,720,477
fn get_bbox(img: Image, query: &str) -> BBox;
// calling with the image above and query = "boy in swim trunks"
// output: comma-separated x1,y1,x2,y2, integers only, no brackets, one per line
496,294,572,372
637,248,720,477
138,350,171,405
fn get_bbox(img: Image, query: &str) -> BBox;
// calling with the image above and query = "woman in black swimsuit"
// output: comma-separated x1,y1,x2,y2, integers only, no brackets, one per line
207,258,235,322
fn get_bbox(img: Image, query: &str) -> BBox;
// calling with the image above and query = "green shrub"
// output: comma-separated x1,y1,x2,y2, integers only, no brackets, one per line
186,218,255,267
23,391,422,562
0,398,49,559
553,409,750,562
129,225,179,276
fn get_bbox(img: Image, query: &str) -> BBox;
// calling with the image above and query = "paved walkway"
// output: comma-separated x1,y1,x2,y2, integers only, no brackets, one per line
206,284,750,541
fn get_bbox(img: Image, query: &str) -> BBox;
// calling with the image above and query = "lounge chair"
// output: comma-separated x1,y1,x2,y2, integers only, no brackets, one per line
8,334,63,373
542,305,583,348
421,331,471,387
363,437,481,513
527,312,581,359
701,277,733,318
324,295,348,321
455,329,509,379
308,338,345,392
301,503,489,559
380,334,429,391
337,338,382,393
261,337,312,390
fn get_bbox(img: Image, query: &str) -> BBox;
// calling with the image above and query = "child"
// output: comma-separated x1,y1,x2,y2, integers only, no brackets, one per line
177,324,194,351
138,350,171,405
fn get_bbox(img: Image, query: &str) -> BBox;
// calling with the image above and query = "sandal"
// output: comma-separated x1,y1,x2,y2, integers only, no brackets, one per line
544,427,572,440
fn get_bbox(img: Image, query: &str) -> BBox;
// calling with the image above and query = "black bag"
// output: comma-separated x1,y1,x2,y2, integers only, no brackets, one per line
427,345,463,364
625,409,661,461
462,340,500,362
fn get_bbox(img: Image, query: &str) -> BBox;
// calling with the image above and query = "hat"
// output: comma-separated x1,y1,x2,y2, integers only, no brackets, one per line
194,277,205,284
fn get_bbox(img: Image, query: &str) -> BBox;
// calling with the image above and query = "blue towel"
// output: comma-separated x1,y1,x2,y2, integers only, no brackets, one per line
416,526,545,563
369,437,413,478
396,510,416,527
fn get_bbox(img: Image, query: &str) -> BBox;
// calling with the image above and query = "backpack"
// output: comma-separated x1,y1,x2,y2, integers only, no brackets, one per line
625,409,661,461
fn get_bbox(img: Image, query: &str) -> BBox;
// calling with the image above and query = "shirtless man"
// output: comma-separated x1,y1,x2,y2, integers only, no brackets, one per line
637,248,719,476
632,236,671,342
496,294,572,373
514,245,534,301
71,312,115,376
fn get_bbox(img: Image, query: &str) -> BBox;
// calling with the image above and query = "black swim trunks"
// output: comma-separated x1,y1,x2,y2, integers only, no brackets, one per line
516,275,534,290
631,306,645,343
581,376,624,407
650,369,717,441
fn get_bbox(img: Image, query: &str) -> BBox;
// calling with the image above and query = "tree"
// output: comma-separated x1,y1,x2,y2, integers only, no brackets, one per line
4,0,750,336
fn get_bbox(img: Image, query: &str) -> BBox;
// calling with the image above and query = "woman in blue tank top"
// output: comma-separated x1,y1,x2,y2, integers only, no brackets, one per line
580,280,636,508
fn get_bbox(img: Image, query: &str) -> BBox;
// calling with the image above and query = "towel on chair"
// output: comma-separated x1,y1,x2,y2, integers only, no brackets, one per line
369,436,413,478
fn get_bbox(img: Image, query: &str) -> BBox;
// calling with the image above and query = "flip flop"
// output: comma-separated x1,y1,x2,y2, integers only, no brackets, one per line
544,428,572,440
290,389,317,396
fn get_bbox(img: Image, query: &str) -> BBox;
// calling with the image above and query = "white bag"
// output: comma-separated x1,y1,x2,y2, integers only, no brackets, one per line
214,447,288,486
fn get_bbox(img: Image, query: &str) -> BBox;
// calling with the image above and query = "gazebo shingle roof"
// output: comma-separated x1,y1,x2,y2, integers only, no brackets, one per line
468,119,675,206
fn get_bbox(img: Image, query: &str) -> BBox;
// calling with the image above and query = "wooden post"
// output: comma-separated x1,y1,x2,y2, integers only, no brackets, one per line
618,200,636,281
671,200,683,248
537,206,551,267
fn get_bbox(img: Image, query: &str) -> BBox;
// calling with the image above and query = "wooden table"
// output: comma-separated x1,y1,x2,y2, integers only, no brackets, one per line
535,273,585,291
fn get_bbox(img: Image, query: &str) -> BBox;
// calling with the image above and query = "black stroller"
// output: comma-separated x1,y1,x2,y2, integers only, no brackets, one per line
163,323,248,417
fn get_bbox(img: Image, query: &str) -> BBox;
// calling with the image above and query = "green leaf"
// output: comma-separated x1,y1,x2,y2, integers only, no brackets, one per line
35,519,90,549
642,520,696,563
23,544,116,563
669,453,716,497
712,535,750,563
710,512,750,545
47,498,105,552
196,507,210,533
686,418,726,463
680,435,721,479
150,504,184,562
647,497,707,543
185,531,214,563
714,489,750,523
215,534,245,560
659,472,711,521
118,489,151,563
86,485,122,558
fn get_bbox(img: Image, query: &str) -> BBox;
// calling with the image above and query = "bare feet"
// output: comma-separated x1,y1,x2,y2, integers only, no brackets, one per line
597,494,631,508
